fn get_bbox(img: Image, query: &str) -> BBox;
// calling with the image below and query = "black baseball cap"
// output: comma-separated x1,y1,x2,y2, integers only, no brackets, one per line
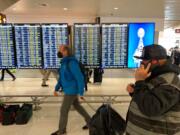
134,44,168,60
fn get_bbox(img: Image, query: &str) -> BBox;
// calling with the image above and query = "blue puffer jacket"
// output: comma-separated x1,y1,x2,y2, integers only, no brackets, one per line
55,56,85,96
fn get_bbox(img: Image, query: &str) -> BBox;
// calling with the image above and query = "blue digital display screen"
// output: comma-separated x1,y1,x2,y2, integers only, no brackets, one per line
0,24,16,69
42,24,68,69
128,23,155,68
14,24,42,69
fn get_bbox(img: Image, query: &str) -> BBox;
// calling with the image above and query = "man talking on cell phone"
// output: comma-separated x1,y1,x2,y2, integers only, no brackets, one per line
126,45,180,135
51,45,91,135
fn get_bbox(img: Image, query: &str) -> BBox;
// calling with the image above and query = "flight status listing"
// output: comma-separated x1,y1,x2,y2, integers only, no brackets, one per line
102,24,128,68
0,24,16,69
14,24,42,68
42,24,68,68
74,24,100,68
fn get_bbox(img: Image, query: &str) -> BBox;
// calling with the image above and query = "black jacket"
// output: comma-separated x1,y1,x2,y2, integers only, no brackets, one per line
133,59,180,117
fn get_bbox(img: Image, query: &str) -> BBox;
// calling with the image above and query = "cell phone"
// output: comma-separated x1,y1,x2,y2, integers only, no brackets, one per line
130,84,135,88
140,60,152,69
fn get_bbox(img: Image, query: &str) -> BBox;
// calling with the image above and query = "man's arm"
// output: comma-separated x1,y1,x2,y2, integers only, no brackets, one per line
133,80,179,117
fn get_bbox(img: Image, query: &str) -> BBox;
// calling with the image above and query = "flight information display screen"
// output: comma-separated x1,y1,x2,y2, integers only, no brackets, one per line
74,24,100,68
14,24,42,68
0,24,16,69
42,24,69,69
102,24,128,68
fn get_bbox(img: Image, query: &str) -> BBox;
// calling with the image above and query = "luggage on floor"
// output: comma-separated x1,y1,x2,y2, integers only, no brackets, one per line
15,104,33,125
93,68,104,83
89,104,126,135
2,105,20,125
0,104,5,123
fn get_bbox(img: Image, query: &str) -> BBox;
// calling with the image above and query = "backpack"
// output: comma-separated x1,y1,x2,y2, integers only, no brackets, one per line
89,104,126,135
0,104,4,123
15,104,33,125
67,60,88,91
2,105,20,125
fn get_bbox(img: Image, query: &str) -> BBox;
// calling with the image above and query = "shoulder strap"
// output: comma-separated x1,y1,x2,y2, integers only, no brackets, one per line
67,60,71,73
67,59,79,73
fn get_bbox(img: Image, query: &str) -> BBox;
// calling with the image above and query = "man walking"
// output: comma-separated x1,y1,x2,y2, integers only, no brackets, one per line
52,45,91,135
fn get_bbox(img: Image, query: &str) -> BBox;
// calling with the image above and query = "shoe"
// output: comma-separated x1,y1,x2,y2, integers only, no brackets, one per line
82,124,89,130
60,133,66,135
88,81,92,83
41,84,49,87
0,79,3,81
12,77,16,81
51,130,59,135
51,130,66,135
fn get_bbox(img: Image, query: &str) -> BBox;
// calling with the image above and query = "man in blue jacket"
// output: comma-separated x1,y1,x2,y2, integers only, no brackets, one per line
51,45,91,135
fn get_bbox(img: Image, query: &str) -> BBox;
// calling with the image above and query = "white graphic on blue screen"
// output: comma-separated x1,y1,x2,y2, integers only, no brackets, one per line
133,28,145,67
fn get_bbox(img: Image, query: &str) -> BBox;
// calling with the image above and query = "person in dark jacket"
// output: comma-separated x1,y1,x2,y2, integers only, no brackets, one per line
171,46,180,66
51,45,91,135
0,69,16,81
126,45,180,135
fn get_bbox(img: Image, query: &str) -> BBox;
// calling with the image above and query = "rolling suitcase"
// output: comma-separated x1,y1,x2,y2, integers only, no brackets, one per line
93,68,104,83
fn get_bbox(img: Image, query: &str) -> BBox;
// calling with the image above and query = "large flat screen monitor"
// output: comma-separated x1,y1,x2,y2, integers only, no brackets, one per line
102,24,128,68
14,24,42,69
74,24,100,68
0,24,16,69
128,23,155,68
42,23,69,69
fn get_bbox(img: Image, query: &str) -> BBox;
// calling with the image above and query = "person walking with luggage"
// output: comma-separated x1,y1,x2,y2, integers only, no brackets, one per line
126,45,180,135
51,45,91,135
0,69,16,81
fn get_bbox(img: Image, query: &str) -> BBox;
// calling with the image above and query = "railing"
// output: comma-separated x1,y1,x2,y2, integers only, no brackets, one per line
0,94,131,110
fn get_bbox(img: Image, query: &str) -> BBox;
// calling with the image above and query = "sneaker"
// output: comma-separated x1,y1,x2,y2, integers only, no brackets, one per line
60,133,66,135
12,77,16,81
51,130,58,135
82,124,89,130
88,81,92,83
51,130,66,135
41,84,49,87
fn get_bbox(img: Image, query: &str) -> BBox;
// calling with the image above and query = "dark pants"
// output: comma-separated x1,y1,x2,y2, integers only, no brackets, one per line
1,69,15,80
59,95,91,134
174,58,180,66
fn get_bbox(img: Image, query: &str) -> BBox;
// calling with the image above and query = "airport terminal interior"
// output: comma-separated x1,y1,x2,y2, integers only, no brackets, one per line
0,0,180,135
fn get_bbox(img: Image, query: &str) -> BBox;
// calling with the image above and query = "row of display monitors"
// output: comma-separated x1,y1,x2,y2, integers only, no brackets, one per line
0,23,68,69
0,23,155,69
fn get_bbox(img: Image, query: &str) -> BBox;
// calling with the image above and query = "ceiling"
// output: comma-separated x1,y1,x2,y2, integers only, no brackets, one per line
1,0,180,28
0,0,19,12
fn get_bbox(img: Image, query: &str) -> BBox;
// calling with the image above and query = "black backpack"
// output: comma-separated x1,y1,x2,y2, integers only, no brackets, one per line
89,104,126,135
67,60,88,91
2,105,20,125
15,104,33,125
0,104,4,123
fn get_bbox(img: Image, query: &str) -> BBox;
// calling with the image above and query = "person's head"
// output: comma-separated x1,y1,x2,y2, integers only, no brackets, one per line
57,45,72,58
134,44,168,72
